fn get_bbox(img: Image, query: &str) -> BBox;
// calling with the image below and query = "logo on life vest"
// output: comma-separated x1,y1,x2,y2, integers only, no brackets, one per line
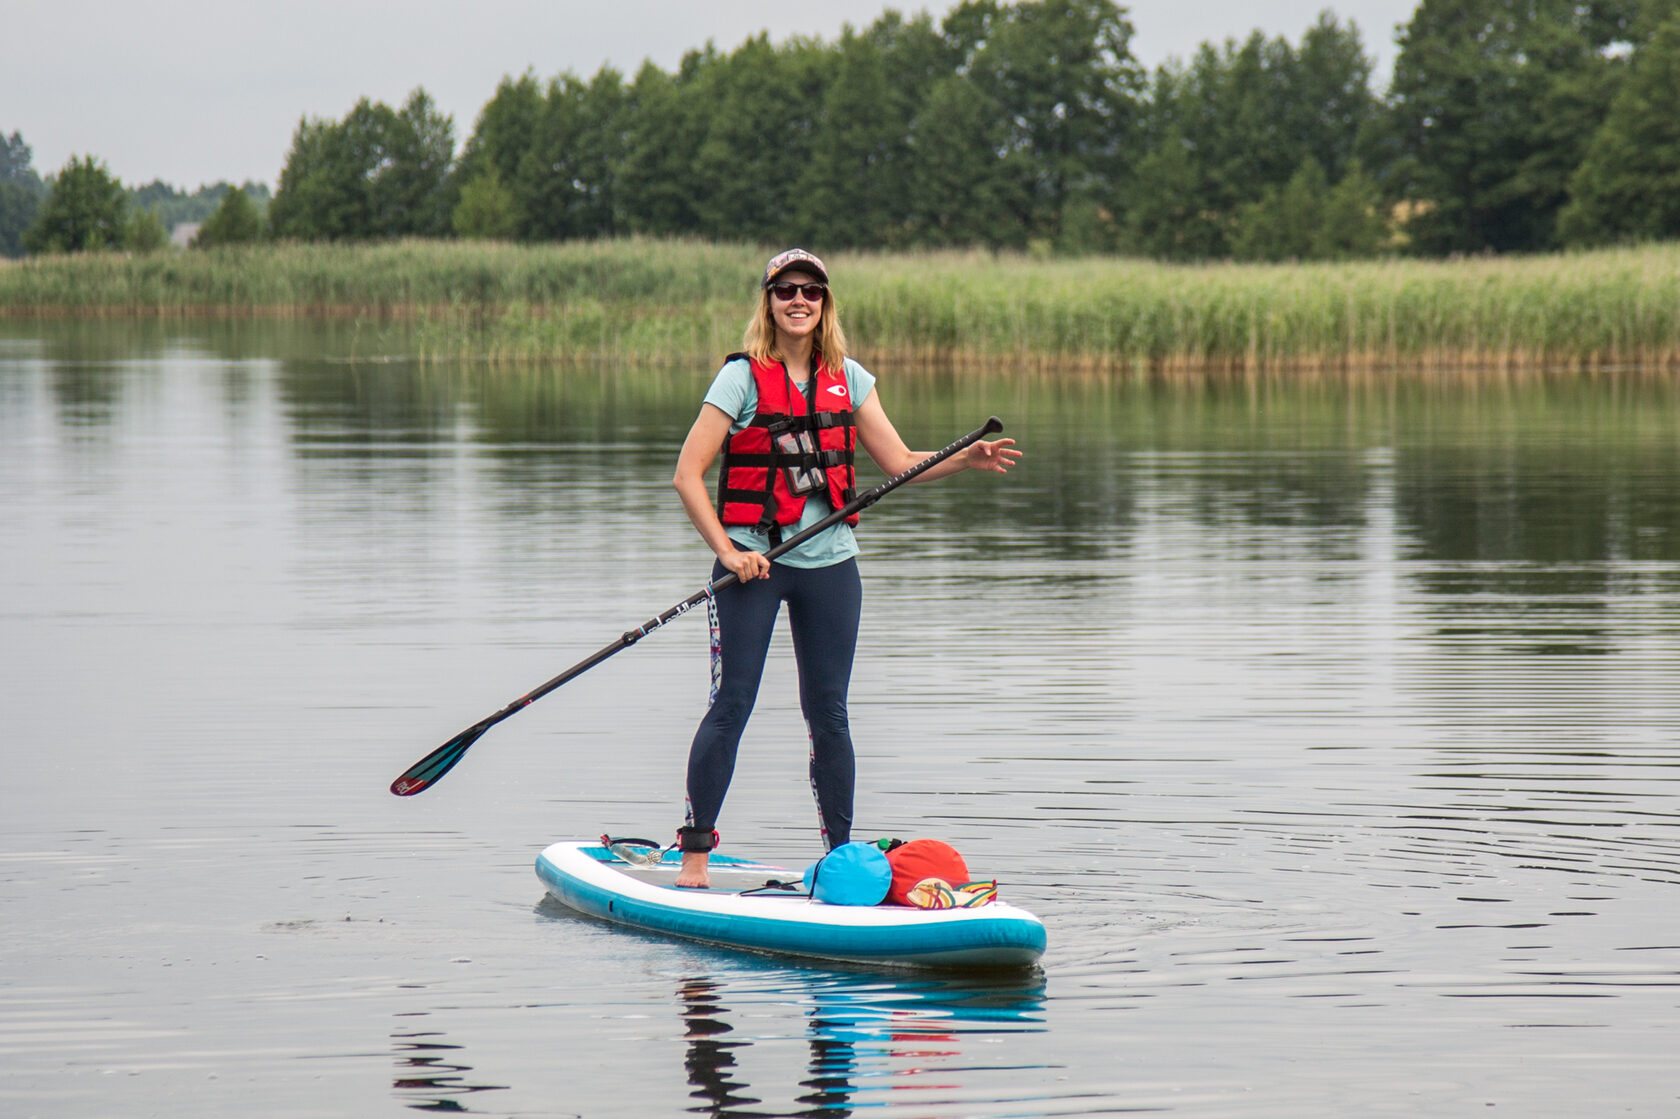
827,384,848,398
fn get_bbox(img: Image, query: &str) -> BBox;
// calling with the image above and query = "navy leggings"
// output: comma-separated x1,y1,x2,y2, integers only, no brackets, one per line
685,556,862,850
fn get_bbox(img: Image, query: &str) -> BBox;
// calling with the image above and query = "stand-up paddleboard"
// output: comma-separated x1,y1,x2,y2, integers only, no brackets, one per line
536,840,1046,970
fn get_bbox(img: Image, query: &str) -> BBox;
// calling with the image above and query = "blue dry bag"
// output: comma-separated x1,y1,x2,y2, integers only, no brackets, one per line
803,841,892,906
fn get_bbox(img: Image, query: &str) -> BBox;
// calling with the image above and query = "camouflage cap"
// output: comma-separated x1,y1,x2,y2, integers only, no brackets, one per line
762,248,829,288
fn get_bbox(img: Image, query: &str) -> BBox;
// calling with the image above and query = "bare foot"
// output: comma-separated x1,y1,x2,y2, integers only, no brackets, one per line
674,850,710,889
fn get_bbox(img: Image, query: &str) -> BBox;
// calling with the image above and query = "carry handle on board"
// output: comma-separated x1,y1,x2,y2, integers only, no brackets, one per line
389,417,1005,796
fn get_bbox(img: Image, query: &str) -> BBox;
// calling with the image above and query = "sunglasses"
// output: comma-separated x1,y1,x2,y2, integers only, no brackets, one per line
769,282,827,302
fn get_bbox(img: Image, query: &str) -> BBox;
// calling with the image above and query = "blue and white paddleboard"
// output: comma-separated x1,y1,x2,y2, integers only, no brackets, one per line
536,840,1046,970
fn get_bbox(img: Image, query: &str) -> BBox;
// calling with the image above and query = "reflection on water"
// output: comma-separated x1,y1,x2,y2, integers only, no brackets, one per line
393,899,1048,1119
3,318,1680,1116
676,968,1045,1118
391,1024,509,1112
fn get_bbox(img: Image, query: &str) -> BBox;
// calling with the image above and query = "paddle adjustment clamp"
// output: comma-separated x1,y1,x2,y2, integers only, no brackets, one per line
677,826,720,853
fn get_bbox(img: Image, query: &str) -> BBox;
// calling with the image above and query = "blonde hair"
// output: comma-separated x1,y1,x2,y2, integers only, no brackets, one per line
741,280,850,370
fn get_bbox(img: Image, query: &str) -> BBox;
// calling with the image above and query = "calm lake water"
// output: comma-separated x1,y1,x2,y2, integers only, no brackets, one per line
3,319,1679,1118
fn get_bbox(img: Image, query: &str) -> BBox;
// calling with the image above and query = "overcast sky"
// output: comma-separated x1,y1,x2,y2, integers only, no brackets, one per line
6,0,1419,191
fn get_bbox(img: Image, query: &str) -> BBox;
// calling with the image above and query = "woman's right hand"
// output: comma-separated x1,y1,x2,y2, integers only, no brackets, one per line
721,548,771,582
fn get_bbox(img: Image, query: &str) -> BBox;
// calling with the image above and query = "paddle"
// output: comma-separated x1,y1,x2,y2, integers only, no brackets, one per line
390,416,1005,796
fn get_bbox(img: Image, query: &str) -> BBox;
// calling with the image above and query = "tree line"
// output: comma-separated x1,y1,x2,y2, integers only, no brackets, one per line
0,131,271,257
7,0,1680,262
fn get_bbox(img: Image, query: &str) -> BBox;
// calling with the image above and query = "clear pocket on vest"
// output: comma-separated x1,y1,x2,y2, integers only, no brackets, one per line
773,429,827,495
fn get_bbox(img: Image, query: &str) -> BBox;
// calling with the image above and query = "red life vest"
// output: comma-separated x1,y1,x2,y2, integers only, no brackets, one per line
715,354,858,544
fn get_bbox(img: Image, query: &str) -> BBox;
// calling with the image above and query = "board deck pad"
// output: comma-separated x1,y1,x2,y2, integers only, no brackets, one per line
537,840,1045,970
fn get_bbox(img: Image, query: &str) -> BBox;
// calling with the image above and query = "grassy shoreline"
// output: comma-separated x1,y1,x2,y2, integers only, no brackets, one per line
4,238,1680,373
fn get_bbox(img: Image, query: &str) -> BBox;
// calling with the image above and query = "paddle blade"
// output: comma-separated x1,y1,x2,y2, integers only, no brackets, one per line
390,723,490,796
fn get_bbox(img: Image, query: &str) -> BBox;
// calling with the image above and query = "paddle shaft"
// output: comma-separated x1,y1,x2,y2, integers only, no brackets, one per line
390,416,1004,795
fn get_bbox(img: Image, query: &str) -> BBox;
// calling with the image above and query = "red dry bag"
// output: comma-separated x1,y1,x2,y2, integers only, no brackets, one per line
883,839,969,907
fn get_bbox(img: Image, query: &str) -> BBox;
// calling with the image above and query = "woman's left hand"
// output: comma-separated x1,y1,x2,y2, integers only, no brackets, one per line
853,392,1021,482
964,438,1021,474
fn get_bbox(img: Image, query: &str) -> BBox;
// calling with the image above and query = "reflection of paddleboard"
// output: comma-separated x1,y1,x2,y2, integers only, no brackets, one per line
536,841,1046,970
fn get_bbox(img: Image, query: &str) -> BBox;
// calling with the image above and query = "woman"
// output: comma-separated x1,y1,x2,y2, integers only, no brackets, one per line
671,248,1020,888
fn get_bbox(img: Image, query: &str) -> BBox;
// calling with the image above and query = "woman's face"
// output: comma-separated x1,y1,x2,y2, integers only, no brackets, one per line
769,269,824,345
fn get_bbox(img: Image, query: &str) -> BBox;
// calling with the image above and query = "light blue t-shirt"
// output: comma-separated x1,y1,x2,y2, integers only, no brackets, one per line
705,356,877,569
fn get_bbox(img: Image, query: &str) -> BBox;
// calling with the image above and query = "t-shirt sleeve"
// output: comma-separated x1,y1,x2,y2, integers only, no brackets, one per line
843,357,876,408
703,358,756,427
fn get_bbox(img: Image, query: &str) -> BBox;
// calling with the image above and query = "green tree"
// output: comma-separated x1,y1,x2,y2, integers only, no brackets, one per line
1,131,46,257
452,167,519,239
268,89,454,240
458,72,544,186
123,180,271,233
130,180,189,225
121,207,168,252
798,26,912,247
798,13,957,247
193,186,264,247
0,182,40,257
268,112,369,239
1231,157,1329,261
1,131,40,184
122,183,182,250
908,72,1027,247
1292,12,1379,183
951,0,1147,243
24,155,129,253
1558,16,1680,244
686,35,826,242
1315,160,1388,258
1127,14,1376,258
517,69,626,240
1230,155,1390,261
454,72,544,233
1384,0,1634,254
379,89,456,236
616,58,707,236
1122,125,1225,259
854,11,959,246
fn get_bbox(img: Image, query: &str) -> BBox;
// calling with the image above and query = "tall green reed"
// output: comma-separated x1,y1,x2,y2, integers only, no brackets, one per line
5,239,1678,372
